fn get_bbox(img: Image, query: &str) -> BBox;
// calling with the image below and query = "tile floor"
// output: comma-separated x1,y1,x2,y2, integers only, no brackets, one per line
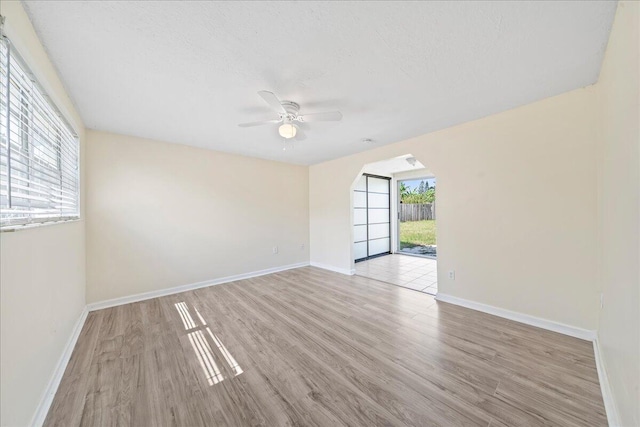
355,254,438,295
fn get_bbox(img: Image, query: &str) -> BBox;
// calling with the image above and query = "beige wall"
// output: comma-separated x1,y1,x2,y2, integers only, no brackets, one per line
310,85,600,331
596,2,640,426
85,130,309,303
0,2,86,426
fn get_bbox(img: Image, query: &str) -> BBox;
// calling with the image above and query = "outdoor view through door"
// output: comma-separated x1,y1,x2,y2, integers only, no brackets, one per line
399,177,436,258
354,174,391,262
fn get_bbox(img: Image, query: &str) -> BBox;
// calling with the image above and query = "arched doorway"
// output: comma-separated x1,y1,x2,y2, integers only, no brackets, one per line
351,155,439,295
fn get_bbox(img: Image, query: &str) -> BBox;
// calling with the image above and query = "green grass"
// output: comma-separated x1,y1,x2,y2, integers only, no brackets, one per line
399,220,437,248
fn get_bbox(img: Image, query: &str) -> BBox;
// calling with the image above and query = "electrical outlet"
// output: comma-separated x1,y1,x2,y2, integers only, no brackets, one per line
448,270,455,280
300,243,305,250
273,246,278,254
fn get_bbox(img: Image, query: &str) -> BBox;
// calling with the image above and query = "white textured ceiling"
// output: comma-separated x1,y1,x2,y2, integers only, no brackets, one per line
22,1,616,165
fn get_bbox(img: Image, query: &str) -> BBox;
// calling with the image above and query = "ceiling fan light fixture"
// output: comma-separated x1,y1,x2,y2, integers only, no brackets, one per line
278,123,297,139
239,90,342,140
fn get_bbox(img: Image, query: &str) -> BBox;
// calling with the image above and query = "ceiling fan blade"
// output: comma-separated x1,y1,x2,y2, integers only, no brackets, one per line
297,111,343,122
257,90,287,115
238,119,281,127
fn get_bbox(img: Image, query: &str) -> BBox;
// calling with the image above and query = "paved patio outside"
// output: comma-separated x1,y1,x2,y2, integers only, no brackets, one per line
355,254,438,295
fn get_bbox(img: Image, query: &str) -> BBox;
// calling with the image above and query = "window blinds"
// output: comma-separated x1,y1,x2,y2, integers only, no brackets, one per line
0,35,79,229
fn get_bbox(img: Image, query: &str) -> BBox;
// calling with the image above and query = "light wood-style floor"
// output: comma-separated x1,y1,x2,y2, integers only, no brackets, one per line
45,267,607,426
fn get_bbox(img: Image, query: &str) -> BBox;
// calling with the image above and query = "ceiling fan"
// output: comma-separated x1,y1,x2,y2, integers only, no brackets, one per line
238,91,342,139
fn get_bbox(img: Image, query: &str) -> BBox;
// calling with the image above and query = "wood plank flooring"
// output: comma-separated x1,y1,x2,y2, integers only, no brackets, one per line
44,267,608,426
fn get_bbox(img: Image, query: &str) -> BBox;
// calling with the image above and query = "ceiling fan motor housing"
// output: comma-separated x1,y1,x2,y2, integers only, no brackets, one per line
280,101,300,117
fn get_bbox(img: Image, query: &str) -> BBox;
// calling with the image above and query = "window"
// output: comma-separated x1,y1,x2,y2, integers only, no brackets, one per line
0,34,79,229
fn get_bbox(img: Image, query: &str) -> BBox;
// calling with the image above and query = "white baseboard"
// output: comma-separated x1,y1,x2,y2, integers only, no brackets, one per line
309,261,355,276
435,293,597,341
87,262,310,311
30,307,88,427
593,338,620,427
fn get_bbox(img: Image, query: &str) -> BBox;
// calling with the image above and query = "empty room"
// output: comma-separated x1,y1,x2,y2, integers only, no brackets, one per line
0,1,638,426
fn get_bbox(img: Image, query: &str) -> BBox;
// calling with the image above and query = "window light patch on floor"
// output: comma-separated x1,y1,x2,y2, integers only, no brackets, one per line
175,301,243,385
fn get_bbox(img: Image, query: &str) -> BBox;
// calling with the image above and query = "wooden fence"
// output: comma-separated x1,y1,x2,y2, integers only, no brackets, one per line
400,203,436,221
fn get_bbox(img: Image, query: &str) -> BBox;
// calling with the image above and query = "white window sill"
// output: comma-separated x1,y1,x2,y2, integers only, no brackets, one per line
1,218,82,233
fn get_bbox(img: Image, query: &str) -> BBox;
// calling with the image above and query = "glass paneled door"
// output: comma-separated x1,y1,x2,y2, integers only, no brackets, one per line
353,174,391,262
